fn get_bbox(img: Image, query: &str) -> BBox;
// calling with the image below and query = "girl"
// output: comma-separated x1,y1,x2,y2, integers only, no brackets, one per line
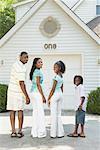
30,58,46,138
67,75,87,138
48,61,66,138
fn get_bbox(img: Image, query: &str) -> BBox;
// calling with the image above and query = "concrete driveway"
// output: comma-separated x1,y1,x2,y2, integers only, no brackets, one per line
0,110,100,150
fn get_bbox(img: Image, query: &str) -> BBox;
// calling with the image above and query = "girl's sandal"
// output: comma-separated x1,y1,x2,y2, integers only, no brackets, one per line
50,136,56,139
67,133,78,137
11,132,17,138
58,136,64,138
78,133,86,138
17,132,24,138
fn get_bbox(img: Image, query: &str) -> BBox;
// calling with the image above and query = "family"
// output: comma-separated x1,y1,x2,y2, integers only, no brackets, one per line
7,51,87,139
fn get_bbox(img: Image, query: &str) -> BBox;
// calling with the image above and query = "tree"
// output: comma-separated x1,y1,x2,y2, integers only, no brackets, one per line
0,0,24,39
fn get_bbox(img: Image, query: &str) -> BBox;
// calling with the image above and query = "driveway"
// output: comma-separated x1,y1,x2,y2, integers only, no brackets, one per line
0,110,100,150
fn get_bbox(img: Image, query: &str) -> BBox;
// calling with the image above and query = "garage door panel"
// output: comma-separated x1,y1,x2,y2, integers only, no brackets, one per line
62,95,75,109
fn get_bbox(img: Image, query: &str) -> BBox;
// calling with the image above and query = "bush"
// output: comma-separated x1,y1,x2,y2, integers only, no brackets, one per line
86,87,100,115
0,84,8,112
0,0,15,38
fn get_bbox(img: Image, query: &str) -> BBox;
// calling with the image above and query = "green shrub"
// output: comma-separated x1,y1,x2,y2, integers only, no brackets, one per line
0,84,8,112
86,87,100,115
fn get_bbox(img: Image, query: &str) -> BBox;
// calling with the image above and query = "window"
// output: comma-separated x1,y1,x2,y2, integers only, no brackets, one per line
96,0,100,15
39,17,61,38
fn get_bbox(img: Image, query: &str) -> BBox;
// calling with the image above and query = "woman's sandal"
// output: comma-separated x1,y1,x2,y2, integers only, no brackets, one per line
17,132,24,138
11,132,17,138
67,133,78,137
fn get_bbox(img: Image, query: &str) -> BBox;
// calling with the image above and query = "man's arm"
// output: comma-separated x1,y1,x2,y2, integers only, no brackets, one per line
19,81,30,104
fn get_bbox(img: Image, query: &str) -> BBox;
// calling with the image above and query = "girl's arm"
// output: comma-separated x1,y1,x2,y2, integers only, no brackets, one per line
36,76,46,103
48,80,57,101
61,84,63,93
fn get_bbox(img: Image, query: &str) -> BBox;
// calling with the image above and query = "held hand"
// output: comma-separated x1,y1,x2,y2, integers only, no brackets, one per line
42,96,46,103
26,96,30,105
48,99,51,107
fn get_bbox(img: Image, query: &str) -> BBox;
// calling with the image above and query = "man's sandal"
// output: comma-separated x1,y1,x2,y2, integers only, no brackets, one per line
17,132,24,138
67,133,78,137
11,132,17,138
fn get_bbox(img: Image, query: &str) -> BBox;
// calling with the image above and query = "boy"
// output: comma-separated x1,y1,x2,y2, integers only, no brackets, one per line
67,75,87,138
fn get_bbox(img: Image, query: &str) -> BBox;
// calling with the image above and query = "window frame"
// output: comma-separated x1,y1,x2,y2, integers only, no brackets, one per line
39,16,61,38
96,0,100,15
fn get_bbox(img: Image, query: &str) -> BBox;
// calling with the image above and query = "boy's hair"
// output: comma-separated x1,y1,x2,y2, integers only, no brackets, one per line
55,61,66,74
74,75,83,84
20,51,28,56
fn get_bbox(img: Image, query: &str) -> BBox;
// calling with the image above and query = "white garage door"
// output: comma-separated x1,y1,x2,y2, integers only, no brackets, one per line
26,54,82,110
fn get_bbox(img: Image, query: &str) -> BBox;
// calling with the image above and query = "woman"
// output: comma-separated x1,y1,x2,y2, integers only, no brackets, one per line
30,58,46,138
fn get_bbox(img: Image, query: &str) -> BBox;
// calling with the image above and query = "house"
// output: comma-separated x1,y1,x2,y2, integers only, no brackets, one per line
0,0,100,110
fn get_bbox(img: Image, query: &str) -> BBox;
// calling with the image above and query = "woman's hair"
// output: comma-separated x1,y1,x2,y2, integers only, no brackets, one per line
30,58,41,81
55,61,66,74
74,75,83,84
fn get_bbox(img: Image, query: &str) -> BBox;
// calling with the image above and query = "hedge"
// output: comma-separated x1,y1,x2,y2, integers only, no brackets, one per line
87,87,100,115
0,84,8,112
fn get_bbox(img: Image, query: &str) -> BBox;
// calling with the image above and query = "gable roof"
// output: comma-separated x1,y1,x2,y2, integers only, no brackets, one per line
87,16,100,37
71,0,84,11
0,0,100,47
87,16,100,30
13,0,83,9
13,0,36,8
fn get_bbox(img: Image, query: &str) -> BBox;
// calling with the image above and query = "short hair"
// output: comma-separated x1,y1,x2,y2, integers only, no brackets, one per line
74,75,83,84
20,51,28,56
55,61,66,74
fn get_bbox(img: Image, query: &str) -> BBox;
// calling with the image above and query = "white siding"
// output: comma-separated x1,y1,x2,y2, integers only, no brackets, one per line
0,0,99,108
62,0,79,9
15,1,35,22
74,0,97,23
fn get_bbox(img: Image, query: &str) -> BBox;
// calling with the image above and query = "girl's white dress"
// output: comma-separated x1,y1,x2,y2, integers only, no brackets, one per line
50,75,64,137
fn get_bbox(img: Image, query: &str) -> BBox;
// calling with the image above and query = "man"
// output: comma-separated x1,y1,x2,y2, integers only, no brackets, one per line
7,52,30,138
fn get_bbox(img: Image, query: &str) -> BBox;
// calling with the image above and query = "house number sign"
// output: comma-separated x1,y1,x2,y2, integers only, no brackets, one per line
44,44,57,49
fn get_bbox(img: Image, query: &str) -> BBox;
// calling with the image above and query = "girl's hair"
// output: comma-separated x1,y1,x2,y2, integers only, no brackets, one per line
74,75,83,84
30,58,41,81
55,61,66,74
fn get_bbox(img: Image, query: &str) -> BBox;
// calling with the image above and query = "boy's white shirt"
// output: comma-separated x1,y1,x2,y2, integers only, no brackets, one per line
74,84,87,111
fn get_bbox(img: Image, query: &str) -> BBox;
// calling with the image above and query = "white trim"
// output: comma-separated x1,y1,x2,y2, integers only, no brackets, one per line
71,0,84,11
0,0,100,48
96,4,100,15
29,51,83,55
81,53,84,78
13,0,36,8
12,0,84,9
